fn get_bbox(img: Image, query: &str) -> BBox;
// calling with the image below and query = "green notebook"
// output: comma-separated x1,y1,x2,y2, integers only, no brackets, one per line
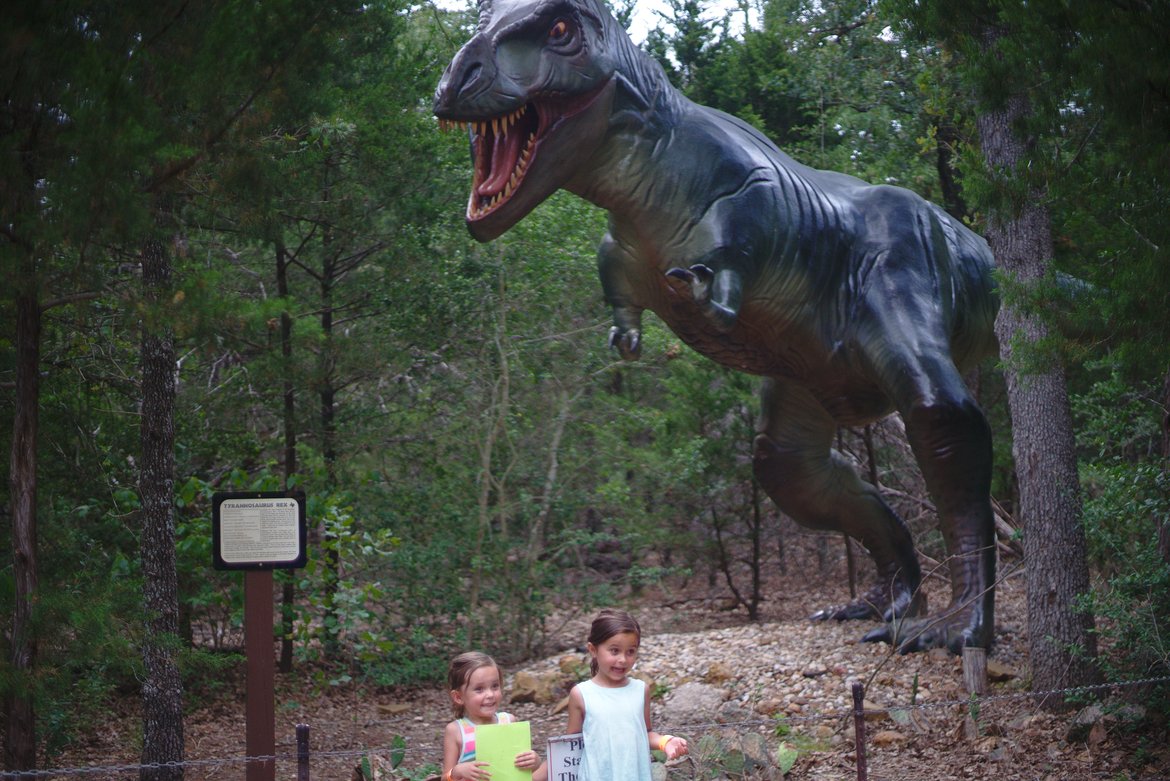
474,721,533,781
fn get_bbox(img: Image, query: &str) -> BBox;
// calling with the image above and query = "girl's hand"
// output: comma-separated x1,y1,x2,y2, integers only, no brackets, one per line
513,750,539,769
452,760,491,781
663,736,688,760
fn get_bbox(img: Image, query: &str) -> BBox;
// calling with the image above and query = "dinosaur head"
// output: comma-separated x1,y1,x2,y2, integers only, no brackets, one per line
434,0,622,241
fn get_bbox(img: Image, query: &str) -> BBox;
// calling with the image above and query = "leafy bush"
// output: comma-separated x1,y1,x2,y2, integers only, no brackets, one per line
1074,366,1170,716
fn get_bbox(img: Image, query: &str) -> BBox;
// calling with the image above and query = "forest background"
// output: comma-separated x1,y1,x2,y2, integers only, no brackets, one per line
1,0,1168,773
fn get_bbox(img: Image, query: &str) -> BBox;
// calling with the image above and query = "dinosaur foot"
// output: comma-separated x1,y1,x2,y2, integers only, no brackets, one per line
862,599,992,655
607,325,641,360
809,580,924,623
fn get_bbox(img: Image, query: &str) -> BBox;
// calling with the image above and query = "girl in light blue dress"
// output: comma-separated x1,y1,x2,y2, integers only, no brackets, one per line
566,610,688,781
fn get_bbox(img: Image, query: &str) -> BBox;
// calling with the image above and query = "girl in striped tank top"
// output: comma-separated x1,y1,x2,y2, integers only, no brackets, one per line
442,651,547,781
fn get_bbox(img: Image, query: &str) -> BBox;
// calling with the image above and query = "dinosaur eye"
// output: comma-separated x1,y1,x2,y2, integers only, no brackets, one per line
548,19,569,42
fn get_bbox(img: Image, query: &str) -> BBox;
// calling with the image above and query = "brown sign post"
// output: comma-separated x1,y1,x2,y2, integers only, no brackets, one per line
213,492,307,781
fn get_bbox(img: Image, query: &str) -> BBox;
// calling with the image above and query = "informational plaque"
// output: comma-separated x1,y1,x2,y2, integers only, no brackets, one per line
546,733,583,781
212,491,306,570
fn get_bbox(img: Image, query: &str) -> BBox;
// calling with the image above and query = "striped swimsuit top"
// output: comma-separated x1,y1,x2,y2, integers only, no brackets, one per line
457,712,514,763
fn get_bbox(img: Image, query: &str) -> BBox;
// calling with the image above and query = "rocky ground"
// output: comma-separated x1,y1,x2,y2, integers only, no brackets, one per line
51,551,1170,780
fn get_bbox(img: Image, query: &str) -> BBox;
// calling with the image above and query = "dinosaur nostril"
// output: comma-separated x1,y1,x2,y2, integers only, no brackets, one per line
459,63,483,96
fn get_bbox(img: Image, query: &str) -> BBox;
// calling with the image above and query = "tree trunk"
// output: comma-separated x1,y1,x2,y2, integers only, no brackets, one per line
276,242,297,674
975,80,1099,707
5,258,40,773
139,237,185,780
317,154,341,657
318,252,341,656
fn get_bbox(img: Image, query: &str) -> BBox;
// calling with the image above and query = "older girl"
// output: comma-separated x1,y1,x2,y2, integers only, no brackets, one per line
566,610,688,781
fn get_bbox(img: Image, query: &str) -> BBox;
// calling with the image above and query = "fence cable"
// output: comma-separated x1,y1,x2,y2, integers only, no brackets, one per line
3,674,1166,779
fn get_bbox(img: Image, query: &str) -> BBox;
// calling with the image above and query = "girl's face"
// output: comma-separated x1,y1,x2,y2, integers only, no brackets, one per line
588,630,639,687
452,664,503,723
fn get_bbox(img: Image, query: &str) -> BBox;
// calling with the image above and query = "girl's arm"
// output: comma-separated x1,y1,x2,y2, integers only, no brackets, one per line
441,721,461,778
566,685,586,734
644,684,688,760
442,721,489,781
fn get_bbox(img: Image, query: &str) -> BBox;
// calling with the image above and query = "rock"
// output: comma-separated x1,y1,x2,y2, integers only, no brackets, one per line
559,654,587,677
1067,699,1148,743
376,703,411,715
510,670,560,705
755,697,783,716
743,732,771,762
871,729,909,746
986,659,1017,682
927,648,951,663
704,661,735,683
1067,704,1106,742
802,663,828,678
664,682,726,726
862,699,887,722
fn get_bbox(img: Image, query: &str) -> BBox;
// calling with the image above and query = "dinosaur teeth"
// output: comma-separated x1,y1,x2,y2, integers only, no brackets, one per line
464,106,541,219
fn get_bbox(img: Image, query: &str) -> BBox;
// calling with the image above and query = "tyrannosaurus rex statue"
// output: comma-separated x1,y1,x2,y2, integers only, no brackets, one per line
434,0,1000,653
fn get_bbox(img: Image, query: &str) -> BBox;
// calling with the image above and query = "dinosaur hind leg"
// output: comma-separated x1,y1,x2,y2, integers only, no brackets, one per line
753,379,924,623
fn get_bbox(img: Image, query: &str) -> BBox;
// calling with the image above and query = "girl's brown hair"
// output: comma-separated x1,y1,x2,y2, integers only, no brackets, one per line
587,609,642,676
447,651,500,718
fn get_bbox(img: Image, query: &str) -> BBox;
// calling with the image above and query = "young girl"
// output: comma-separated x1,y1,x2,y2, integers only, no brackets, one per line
566,609,688,781
442,651,547,781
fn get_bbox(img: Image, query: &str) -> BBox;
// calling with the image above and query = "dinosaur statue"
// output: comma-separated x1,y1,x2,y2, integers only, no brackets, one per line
434,0,1000,653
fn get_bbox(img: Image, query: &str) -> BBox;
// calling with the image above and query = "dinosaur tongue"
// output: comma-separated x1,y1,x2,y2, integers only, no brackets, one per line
476,128,523,197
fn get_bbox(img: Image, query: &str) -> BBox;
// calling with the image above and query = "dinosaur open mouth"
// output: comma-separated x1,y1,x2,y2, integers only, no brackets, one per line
437,81,613,225
440,103,541,221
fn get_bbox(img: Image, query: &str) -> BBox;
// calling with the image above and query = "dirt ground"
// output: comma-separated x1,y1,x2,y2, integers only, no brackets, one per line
46,539,1170,780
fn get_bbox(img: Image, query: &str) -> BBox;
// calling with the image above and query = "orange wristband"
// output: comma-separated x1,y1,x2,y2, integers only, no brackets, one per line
658,735,673,751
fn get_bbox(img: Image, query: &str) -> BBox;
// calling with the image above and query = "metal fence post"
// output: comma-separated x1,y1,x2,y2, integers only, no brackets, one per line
296,723,310,781
852,680,868,781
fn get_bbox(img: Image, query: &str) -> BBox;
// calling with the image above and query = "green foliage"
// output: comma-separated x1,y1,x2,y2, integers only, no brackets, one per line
1072,362,1170,713
687,730,811,779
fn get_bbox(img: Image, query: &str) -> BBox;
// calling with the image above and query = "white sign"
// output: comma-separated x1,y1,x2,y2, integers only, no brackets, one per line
546,734,583,781
215,494,304,567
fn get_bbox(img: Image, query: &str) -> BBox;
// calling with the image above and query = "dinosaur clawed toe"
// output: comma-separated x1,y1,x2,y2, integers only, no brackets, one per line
607,326,641,360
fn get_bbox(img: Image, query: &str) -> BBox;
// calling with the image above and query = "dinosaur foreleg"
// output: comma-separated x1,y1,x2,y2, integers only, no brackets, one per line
664,264,741,332
753,379,925,623
598,233,644,360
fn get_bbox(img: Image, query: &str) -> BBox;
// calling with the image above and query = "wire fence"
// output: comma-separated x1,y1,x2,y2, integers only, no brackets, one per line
2,675,1166,781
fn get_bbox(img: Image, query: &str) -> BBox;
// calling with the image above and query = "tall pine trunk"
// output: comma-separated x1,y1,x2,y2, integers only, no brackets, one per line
276,241,298,674
139,237,185,779
4,254,40,773
975,75,1099,706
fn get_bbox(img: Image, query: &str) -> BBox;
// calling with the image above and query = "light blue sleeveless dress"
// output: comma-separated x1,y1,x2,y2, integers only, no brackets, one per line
578,678,651,781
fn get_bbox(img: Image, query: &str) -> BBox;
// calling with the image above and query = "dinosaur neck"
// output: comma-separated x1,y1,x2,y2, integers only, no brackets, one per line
565,15,688,215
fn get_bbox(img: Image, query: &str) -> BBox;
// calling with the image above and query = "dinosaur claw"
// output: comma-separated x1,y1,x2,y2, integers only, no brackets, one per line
688,263,714,282
862,625,894,645
664,265,711,304
608,326,641,360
